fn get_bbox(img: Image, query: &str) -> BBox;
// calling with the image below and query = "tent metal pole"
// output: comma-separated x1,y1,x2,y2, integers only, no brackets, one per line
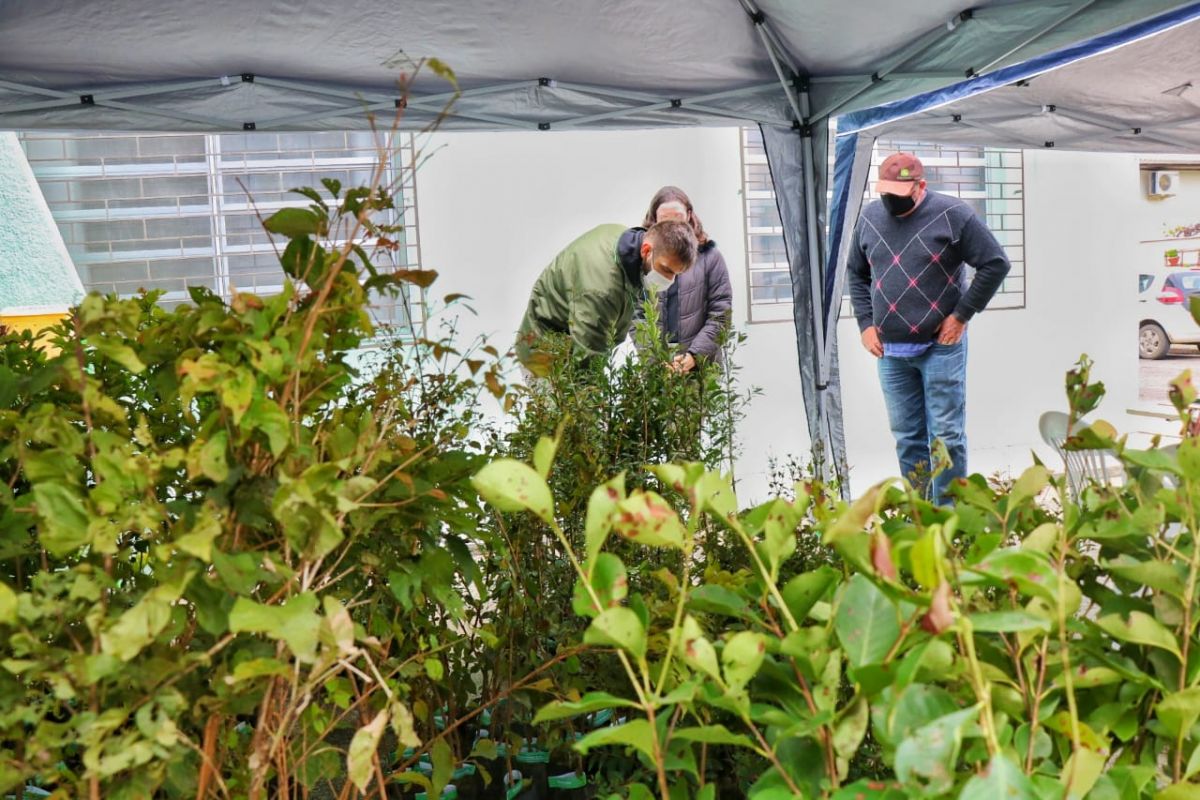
811,71,970,83
736,0,804,76
954,116,1043,147
0,80,227,116
753,23,804,123
1050,105,1196,150
810,9,976,123
973,0,1098,75
551,82,782,128
686,104,792,127
252,80,538,128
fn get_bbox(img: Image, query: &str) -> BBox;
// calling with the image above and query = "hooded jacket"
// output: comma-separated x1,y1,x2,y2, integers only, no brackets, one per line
660,240,732,360
516,225,644,364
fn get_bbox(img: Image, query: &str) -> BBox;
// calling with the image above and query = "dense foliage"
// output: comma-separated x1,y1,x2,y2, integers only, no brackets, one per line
477,357,1200,799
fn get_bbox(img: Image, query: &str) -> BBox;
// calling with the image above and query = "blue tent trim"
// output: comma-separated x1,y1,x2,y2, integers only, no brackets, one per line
823,131,861,313
837,1,1200,136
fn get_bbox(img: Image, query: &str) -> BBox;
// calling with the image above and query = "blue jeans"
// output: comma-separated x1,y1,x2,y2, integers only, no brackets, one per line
877,341,967,502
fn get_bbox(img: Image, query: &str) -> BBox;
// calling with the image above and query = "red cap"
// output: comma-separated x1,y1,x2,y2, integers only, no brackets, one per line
875,152,925,196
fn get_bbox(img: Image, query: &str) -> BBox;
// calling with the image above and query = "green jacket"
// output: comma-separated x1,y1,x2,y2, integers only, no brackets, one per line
516,224,643,363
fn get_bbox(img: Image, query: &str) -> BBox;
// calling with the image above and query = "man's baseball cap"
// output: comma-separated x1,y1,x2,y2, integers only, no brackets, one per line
875,152,925,196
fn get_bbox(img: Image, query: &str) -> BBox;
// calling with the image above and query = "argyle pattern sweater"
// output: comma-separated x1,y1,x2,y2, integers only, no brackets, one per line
847,191,1011,344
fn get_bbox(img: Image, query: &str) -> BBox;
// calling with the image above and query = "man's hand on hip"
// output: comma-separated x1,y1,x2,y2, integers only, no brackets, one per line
861,326,883,358
936,315,967,345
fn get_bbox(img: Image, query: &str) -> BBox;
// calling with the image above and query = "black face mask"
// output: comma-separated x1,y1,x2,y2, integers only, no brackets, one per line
881,192,916,216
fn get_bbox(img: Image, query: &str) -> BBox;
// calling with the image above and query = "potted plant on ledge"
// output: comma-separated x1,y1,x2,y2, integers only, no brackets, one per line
1166,247,1181,266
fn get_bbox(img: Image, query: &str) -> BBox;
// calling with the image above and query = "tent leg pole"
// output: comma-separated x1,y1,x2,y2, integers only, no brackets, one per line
798,89,831,480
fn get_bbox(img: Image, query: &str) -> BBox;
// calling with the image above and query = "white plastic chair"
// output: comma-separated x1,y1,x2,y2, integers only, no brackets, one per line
1038,411,1118,500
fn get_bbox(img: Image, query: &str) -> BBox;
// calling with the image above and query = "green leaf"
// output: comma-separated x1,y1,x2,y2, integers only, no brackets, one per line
835,574,902,670
1009,465,1050,509
197,430,230,483
574,719,656,761
833,696,870,779
219,368,255,425
430,738,453,798
0,581,15,625
534,692,639,724
688,584,751,619
243,397,291,456
969,611,1051,634
1095,611,1181,660
830,780,908,799
894,705,979,796
228,593,321,662
678,615,721,681
1156,687,1200,738
472,459,555,525
1104,556,1186,598
673,725,756,749
264,207,323,238
100,577,193,662
760,499,798,578
963,548,1057,602
960,754,1036,800
886,683,960,746
1062,746,1106,800
909,525,945,589
347,710,388,792
174,511,222,562
722,631,766,692
780,566,838,622
33,481,90,557
610,491,687,550
585,475,624,566
226,658,291,684
584,607,646,658
572,552,628,618
532,434,558,479
91,337,147,373
390,701,421,749
1159,784,1200,800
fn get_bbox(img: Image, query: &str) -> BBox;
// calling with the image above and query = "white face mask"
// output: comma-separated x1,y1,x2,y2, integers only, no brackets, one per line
643,268,675,291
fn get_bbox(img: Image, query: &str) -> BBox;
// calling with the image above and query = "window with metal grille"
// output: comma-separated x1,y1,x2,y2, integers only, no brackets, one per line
739,129,1025,323
18,131,423,333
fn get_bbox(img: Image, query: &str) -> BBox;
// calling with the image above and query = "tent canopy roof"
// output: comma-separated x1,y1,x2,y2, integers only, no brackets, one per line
0,0,1192,131
837,4,1200,153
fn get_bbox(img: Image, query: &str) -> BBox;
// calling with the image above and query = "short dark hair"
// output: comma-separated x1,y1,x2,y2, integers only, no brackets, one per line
645,219,697,270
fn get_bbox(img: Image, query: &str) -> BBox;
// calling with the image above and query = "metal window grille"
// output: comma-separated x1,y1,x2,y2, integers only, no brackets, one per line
739,128,1026,324
18,130,424,334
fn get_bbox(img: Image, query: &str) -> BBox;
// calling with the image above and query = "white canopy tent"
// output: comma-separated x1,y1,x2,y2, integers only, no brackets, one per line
0,0,1194,488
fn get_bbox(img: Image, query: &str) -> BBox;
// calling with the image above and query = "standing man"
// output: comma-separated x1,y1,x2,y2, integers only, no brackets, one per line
516,220,697,369
847,152,1011,501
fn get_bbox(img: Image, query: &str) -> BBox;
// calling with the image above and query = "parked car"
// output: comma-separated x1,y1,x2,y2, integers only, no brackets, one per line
1139,270,1200,358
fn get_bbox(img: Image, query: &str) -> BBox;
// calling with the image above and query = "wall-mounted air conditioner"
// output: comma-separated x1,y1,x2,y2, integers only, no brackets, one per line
1149,170,1181,196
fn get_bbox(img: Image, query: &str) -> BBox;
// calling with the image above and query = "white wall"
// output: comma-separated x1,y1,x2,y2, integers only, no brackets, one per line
416,131,1146,501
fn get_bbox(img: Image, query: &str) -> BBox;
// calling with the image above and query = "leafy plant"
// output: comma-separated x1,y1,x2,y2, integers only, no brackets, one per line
0,70,521,798
475,355,1200,799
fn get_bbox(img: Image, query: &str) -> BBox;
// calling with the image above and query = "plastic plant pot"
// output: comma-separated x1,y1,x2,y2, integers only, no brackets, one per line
547,771,589,799
453,763,483,800
515,748,550,795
